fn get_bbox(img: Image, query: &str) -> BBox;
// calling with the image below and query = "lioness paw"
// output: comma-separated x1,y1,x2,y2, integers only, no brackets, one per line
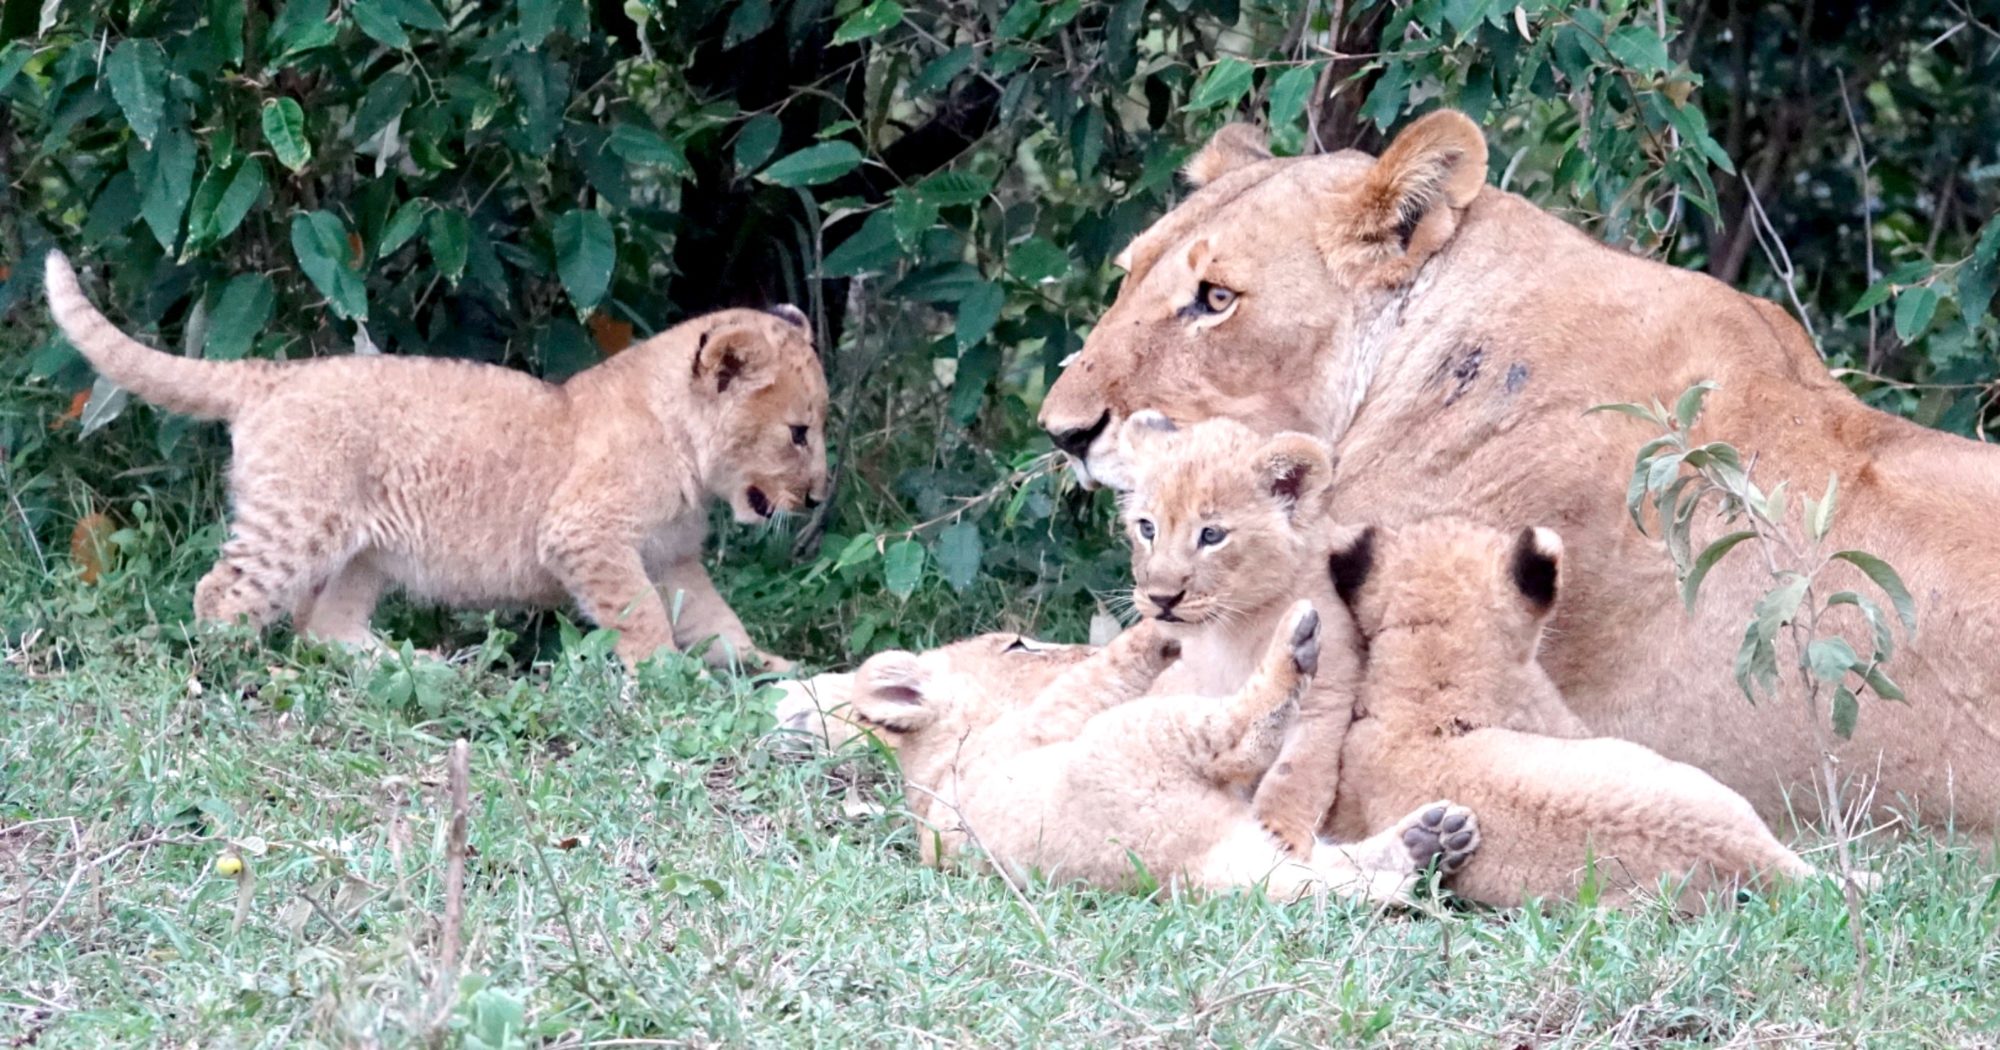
1399,801,1479,875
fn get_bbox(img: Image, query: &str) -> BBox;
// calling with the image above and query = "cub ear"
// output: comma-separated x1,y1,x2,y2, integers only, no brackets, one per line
765,303,811,335
1330,109,1487,273
692,321,774,395
1510,526,1562,617
1326,525,1376,608
852,651,941,734
1184,123,1273,188
1116,409,1180,460
1255,433,1333,517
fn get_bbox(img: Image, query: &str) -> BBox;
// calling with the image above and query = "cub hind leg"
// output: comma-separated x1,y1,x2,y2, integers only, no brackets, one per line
195,485,355,632
293,555,388,648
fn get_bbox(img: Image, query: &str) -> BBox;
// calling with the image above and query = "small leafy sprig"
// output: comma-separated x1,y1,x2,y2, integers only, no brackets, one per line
1590,382,1917,740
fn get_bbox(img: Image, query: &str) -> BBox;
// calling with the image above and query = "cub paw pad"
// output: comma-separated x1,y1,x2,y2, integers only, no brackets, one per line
1401,801,1479,874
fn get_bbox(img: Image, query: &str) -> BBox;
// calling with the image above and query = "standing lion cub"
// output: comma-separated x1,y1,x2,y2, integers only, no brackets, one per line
45,251,827,670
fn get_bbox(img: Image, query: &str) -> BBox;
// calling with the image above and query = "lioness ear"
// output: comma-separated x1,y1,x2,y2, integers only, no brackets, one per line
1116,410,1180,460
853,651,941,733
693,322,771,395
1510,526,1561,617
1327,525,1376,608
1331,109,1487,275
1255,433,1332,518
1185,123,1273,188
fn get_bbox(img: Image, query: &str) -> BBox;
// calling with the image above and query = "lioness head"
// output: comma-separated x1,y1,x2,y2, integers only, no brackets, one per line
689,305,831,523
1328,516,1561,665
1039,111,1489,489
1118,413,1332,626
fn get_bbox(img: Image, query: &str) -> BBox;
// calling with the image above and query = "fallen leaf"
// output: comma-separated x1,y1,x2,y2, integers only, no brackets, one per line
52,389,89,430
588,311,635,354
71,512,116,583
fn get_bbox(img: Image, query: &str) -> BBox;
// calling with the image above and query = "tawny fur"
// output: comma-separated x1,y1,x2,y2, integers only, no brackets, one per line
1037,111,2000,836
1326,517,1817,910
45,251,827,670
1115,416,1362,856
773,612,1478,904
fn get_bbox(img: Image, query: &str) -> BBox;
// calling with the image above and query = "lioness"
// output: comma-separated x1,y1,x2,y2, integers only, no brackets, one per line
46,251,827,670
1038,111,2000,832
1326,517,1816,909
774,612,1479,904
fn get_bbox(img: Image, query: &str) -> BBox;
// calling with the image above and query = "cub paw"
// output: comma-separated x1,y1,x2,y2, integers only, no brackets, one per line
1287,601,1321,676
1399,801,1478,875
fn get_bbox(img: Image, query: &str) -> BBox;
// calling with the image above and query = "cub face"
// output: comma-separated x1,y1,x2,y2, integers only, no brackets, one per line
691,305,831,524
1117,413,1333,626
771,633,1092,784
1328,517,1562,665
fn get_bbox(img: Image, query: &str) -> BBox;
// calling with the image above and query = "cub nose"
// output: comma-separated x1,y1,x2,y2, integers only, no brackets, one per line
1050,410,1110,459
1148,591,1186,614
802,492,822,510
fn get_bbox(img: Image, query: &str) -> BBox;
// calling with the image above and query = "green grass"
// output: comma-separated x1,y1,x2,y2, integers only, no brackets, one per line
4,412,2000,1048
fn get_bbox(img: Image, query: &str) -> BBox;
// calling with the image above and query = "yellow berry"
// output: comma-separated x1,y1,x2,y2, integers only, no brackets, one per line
216,855,244,876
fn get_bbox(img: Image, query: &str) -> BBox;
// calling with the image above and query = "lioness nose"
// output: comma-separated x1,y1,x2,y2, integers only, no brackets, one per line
1149,591,1186,613
1050,410,1110,458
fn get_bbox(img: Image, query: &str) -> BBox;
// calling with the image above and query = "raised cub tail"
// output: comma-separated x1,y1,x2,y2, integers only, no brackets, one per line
44,250,278,421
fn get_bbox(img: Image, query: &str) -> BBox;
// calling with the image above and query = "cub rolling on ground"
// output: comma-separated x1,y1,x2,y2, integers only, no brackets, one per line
45,251,827,671
776,609,1479,904
1116,413,1361,857
1326,517,1819,909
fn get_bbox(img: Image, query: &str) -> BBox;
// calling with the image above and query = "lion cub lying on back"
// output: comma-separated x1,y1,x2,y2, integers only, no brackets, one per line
1326,518,1818,909
777,609,1479,904
46,251,825,670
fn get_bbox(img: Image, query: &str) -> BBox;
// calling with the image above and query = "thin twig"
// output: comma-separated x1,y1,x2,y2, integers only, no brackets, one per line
428,739,471,1031
1742,181,1821,350
17,831,205,947
1837,73,1881,369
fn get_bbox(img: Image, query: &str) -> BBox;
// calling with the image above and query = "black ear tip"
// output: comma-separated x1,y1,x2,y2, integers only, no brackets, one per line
1328,526,1376,606
1510,526,1560,612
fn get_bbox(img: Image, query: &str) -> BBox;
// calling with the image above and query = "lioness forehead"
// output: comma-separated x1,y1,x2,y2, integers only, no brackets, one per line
1122,154,1375,288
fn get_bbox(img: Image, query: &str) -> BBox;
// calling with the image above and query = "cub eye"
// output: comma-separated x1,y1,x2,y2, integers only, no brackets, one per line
1198,526,1228,548
1195,281,1236,314
790,424,809,446
1137,519,1156,541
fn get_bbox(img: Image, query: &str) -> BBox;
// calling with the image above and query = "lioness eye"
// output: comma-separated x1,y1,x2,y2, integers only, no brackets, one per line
1198,526,1228,547
1197,281,1236,314
1137,519,1156,541
790,424,809,446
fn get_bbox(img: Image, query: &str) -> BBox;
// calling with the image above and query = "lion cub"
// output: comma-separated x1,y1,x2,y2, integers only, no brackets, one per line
46,251,826,670
1326,517,1817,909
778,607,1477,902
1116,414,1359,856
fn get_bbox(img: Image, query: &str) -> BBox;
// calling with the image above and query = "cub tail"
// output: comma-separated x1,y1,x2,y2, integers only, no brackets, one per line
44,250,279,421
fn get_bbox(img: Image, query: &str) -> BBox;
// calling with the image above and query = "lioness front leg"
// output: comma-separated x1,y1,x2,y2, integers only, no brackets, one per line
542,528,677,670
657,557,790,672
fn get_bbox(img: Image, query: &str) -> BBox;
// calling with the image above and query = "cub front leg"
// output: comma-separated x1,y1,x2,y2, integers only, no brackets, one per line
657,557,790,672
1017,619,1181,746
540,522,676,670
1189,601,1320,790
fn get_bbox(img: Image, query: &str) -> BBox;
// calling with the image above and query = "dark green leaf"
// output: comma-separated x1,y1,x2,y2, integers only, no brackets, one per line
1830,550,1918,637
883,539,925,599
1585,401,1668,427
831,0,902,45
204,275,275,360
834,533,879,572
212,158,267,243
1808,637,1858,682
1956,217,2000,323
268,0,339,60
1267,62,1320,127
1605,24,1671,73
380,198,428,255
937,521,982,592
1826,590,1895,663
426,208,469,284
733,114,782,176
381,0,448,30
1893,285,1939,343
1845,279,1894,318
1672,381,1714,433
912,46,974,94
261,98,312,172
553,210,616,311
1188,57,1253,111
821,210,899,277
916,171,993,206
354,74,414,144
724,0,773,47
1009,237,1070,283
1733,619,1775,701
955,279,1004,350
351,0,410,47
758,141,863,187
290,210,368,320
139,126,197,251
1861,664,1904,702
106,39,169,147
1752,572,1810,645
0,44,33,95
1831,686,1858,739
1680,529,1754,611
